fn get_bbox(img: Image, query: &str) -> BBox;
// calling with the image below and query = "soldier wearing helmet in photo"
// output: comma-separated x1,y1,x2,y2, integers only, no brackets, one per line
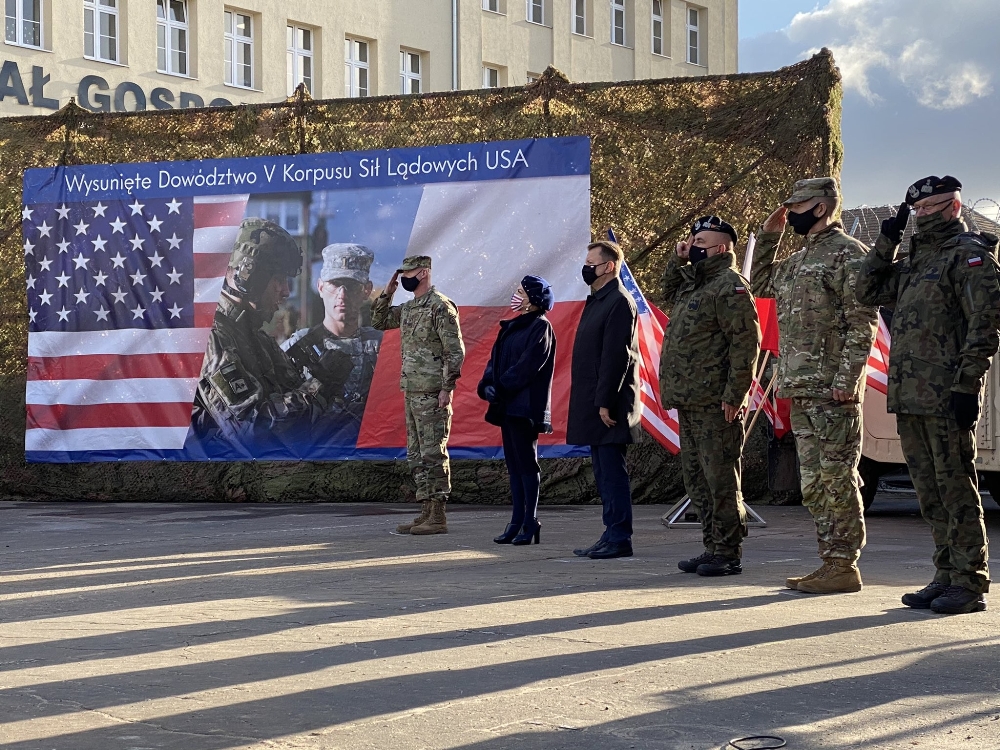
192,218,354,445
857,175,1000,616
282,243,382,420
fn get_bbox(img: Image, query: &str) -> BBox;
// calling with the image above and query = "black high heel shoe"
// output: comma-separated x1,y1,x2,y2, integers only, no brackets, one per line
494,523,520,544
511,520,541,545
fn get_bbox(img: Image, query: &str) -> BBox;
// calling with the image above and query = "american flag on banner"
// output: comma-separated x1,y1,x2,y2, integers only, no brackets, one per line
620,263,681,454
866,311,891,395
23,194,248,456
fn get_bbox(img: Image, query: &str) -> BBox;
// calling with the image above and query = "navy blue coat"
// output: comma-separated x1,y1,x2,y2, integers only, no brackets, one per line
567,277,642,445
477,311,556,433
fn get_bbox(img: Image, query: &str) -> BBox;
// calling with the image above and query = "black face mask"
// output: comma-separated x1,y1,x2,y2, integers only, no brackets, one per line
400,274,421,292
581,263,608,286
689,245,709,264
786,207,820,235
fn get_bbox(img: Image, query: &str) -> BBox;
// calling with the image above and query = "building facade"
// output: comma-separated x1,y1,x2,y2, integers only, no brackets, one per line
0,0,738,117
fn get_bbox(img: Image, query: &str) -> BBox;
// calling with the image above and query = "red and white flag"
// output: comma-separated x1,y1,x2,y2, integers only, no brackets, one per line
866,312,891,395
24,194,248,455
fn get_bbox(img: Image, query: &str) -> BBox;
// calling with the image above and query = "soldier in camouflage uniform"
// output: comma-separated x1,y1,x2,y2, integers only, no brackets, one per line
752,178,878,594
192,218,353,450
857,175,999,615
282,244,382,423
660,216,761,577
372,255,466,535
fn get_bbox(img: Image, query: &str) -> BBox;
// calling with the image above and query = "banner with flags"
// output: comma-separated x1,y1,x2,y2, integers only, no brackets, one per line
22,137,594,463
866,311,892,395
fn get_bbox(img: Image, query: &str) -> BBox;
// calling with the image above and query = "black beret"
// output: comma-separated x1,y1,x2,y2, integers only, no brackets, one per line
906,175,963,206
691,215,738,244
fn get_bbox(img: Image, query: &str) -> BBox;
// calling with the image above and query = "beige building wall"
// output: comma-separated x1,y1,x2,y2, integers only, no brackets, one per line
0,0,737,118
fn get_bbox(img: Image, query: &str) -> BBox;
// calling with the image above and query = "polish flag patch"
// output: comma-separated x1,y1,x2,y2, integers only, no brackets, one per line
735,284,747,294
968,256,983,267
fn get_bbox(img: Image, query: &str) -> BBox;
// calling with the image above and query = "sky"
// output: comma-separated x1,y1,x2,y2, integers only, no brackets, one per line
739,0,1000,220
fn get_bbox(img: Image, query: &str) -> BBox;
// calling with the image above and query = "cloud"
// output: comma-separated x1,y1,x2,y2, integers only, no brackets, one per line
783,0,995,109
740,0,1000,207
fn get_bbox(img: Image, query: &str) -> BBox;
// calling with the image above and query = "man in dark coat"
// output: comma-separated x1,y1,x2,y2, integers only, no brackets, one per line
567,240,642,559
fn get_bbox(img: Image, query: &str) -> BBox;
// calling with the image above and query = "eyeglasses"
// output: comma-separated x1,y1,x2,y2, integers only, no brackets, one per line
914,198,953,216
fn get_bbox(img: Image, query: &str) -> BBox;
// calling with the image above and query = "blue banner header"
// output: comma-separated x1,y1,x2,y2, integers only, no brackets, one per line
23,136,591,204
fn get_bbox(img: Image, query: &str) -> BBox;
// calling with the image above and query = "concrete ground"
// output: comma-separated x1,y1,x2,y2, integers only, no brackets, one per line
0,492,998,750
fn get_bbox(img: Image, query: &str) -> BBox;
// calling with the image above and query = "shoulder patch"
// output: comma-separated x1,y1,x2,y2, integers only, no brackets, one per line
734,284,747,294
968,256,983,267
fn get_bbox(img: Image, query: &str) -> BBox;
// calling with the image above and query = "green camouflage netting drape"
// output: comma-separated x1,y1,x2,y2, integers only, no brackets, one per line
0,51,842,502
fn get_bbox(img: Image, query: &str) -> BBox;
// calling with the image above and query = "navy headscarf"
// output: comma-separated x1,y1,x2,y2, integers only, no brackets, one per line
521,275,554,312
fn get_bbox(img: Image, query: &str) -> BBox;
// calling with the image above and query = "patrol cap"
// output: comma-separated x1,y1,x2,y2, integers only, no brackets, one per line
691,215,738,245
398,255,432,272
320,243,374,283
782,177,840,206
906,175,963,205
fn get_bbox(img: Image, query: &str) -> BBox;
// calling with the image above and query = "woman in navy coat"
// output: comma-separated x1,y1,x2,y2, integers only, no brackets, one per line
477,275,557,545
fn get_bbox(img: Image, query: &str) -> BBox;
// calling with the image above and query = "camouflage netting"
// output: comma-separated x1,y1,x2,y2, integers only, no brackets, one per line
0,51,842,503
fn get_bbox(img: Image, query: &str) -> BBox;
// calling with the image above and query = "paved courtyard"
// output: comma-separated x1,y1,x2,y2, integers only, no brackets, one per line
0,494,998,749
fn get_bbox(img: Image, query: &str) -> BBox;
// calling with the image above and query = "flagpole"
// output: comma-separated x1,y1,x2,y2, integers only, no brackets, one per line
745,369,779,436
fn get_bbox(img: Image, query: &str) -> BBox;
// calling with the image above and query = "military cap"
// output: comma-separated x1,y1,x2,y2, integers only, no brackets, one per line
782,177,840,206
398,255,432,272
320,243,374,283
906,175,963,205
691,215,738,244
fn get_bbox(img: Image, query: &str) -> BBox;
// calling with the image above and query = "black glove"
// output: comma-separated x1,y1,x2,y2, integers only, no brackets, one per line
951,391,980,431
484,385,497,403
880,202,910,245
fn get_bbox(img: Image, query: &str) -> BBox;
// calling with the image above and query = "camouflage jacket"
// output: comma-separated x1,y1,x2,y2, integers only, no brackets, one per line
659,252,761,409
192,293,330,442
855,218,1000,417
282,324,382,414
752,223,877,401
371,285,466,392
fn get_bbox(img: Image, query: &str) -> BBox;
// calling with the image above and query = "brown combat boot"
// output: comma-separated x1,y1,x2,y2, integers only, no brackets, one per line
396,501,431,534
410,499,448,535
796,559,863,594
785,561,833,590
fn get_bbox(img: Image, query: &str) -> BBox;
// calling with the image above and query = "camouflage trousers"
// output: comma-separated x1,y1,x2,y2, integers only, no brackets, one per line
897,414,990,594
790,399,866,562
678,407,748,559
404,391,453,502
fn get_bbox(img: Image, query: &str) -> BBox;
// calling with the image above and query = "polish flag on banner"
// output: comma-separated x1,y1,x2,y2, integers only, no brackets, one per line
866,311,891,395
24,194,248,454
619,263,681,454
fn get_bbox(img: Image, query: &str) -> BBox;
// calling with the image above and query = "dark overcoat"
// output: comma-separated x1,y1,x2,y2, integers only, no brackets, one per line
567,277,642,445
477,310,557,432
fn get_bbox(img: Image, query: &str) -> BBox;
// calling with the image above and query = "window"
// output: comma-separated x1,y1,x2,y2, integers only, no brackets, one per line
345,38,369,97
84,0,118,63
6,0,42,48
400,50,421,94
482,0,500,12
651,0,664,55
157,0,189,76
224,10,254,88
687,6,700,64
482,65,499,88
573,0,586,35
246,199,303,235
610,0,625,46
287,25,313,95
527,0,543,24
526,72,540,84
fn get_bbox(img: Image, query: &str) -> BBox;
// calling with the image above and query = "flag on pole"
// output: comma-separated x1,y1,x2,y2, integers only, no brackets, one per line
866,311,891,394
24,194,249,455
620,263,681,454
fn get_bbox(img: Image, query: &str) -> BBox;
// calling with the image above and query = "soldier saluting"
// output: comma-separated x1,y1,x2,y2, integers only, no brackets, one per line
192,218,352,449
753,178,878,594
856,175,1000,615
283,243,382,420
372,256,466,535
661,217,761,578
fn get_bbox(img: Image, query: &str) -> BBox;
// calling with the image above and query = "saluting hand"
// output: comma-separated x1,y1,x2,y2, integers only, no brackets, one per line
762,206,787,233
676,235,693,260
880,202,910,245
385,270,400,297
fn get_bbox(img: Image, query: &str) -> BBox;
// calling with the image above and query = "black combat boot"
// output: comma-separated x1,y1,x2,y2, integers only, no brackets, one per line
678,551,714,573
901,582,949,609
929,585,987,615
696,555,742,577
